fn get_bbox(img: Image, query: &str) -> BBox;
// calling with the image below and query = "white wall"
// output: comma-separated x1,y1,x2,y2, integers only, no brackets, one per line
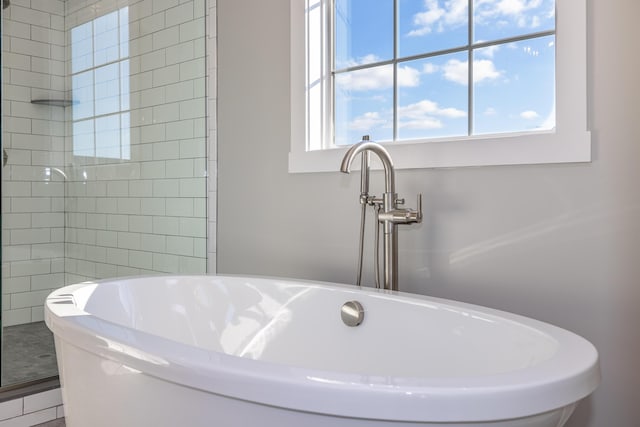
216,0,640,425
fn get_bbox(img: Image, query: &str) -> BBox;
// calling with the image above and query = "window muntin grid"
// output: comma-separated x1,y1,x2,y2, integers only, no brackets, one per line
71,7,130,160
331,0,556,147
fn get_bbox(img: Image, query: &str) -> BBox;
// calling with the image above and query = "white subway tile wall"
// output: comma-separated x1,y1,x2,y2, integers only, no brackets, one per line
2,0,67,326
2,0,217,332
63,0,209,285
0,388,64,427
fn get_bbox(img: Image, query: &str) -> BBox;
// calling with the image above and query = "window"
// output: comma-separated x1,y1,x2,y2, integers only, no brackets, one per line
290,0,590,172
71,7,131,161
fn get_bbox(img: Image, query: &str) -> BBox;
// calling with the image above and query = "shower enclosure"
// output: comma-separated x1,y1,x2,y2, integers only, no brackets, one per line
1,0,208,388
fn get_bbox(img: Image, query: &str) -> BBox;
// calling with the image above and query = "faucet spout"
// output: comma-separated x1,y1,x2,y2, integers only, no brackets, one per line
340,142,395,195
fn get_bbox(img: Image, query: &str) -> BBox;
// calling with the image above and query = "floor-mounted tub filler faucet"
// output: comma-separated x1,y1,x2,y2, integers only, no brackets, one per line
340,136,422,291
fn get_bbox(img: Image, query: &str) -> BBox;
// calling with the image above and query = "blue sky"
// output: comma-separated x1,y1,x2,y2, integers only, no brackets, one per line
333,0,556,145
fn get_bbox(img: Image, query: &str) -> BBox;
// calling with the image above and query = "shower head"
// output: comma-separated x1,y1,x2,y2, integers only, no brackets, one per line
3,0,9,10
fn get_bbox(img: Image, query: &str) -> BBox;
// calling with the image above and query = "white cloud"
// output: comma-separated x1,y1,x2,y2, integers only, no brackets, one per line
336,67,392,91
401,116,444,130
349,99,466,132
340,54,380,68
478,44,501,58
445,0,470,25
349,112,388,131
474,59,502,82
398,99,466,130
407,0,468,37
442,59,502,85
531,14,541,28
336,64,421,92
443,59,468,85
398,65,421,87
475,0,553,30
438,107,468,119
336,54,384,70
407,0,555,37
423,63,438,74
357,54,379,64
520,110,539,119
408,0,445,36
496,0,529,15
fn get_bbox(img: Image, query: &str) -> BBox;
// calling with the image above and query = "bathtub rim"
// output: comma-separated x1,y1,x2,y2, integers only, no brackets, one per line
45,274,600,423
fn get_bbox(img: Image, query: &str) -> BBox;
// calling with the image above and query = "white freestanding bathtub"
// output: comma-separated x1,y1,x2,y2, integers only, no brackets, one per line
45,275,599,427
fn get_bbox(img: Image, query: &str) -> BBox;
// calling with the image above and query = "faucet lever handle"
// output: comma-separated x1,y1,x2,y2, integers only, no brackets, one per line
404,193,422,224
415,193,423,223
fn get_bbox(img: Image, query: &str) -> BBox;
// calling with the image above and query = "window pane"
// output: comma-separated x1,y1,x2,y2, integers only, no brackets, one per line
399,0,468,58
334,64,394,145
397,53,468,141
121,112,131,160
119,7,129,59
95,63,121,116
474,0,555,43
95,115,121,159
73,119,95,157
94,10,120,66
473,36,555,135
71,21,94,74
334,0,394,70
72,71,94,121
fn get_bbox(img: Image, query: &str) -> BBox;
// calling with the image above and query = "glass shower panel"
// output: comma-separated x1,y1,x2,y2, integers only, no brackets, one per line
65,0,208,282
1,0,208,387
1,0,67,386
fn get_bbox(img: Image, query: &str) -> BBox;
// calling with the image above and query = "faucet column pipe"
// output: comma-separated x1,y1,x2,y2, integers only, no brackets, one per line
383,193,399,290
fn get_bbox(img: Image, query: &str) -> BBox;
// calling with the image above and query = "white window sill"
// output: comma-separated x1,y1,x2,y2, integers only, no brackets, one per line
289,129,591,173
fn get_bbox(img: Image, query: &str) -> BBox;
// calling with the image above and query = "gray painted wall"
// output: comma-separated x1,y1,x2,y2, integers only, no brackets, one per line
217,0,640,425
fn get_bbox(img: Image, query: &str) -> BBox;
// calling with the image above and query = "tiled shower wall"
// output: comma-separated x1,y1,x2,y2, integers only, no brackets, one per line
1,0,67,326
63,0,208,285
2,0,215,327
0,0,216,422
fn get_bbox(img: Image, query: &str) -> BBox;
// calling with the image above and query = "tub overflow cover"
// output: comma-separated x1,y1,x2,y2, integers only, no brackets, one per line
341,301,365,327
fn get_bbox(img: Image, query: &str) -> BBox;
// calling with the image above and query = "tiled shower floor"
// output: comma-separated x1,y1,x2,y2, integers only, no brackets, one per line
1,321,58,386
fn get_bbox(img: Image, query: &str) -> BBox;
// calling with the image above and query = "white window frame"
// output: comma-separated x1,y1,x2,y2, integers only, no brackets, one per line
289,0,590,173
